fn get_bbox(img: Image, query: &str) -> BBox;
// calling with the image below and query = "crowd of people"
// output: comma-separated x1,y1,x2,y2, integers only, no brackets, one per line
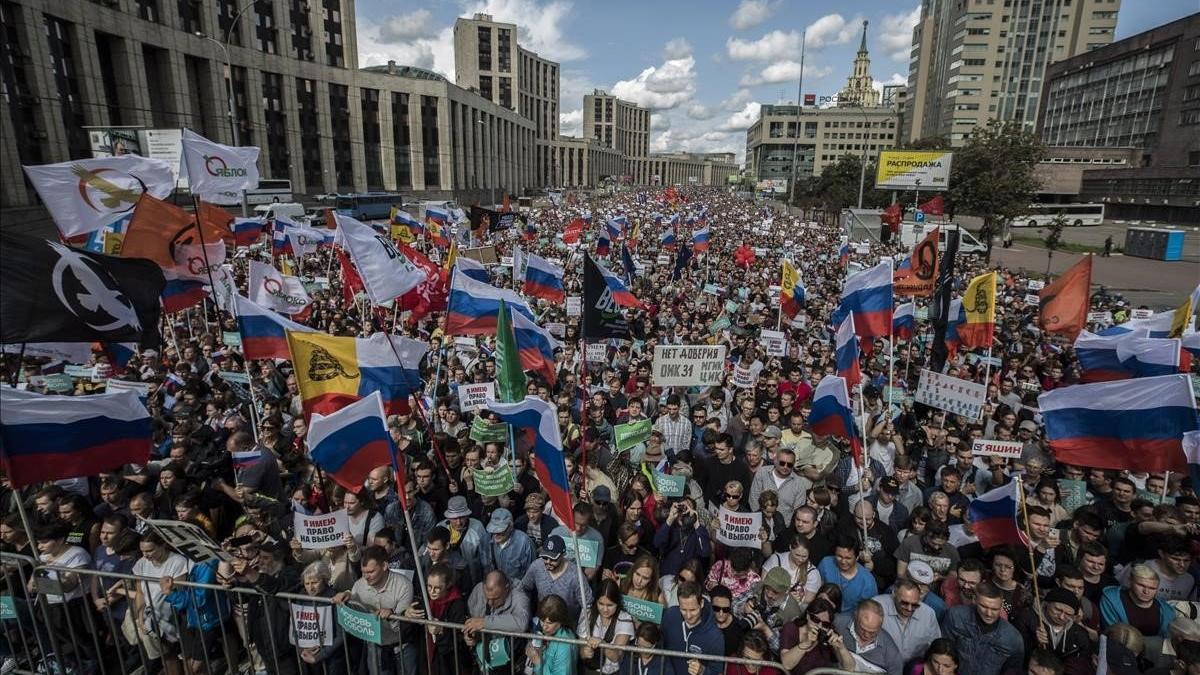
1,186,1199,675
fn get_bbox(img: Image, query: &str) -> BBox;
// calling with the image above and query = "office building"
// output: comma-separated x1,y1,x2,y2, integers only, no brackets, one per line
554,136,623,188
905,0,1121,145
744,104,899,188
1037,13,1200,223
583,90,650,159
454,13,559,187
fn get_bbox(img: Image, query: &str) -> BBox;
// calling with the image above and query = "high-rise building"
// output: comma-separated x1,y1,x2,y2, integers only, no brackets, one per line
837,21,881,107
905,0,1121,145
583,91,650,159
454,13,559,186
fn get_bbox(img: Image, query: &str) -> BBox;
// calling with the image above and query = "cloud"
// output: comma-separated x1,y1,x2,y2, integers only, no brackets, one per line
739,61,833,87
611,40,697,110
664,38,692,60
560,70,595,112
357,23,453,74
721,89,754,111
686,103,715,120
806,13,864,49
651,113,671,130
470,0,586,62
560,108,582,136
726,30,803,61
729,0,775,31
376,9,434,43
879,5,920,61
716,102,762,131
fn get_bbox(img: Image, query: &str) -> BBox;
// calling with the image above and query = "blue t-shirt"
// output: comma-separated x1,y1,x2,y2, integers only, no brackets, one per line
817,556,878,612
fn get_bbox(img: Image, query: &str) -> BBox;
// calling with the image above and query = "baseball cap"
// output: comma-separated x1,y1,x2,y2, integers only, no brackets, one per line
906,560,935,586
486,508,514,534
1044,588,1080,612
763,426,783,439
1019,420,1038,432
592,486,612,504
541,534,566,560
879,477,900,494
763,567,791,593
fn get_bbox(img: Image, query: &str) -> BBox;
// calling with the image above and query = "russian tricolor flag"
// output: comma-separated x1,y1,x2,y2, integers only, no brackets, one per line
835,313,861,387
522,251,565,303
691,226,710,252
945,298,965,359
232,217,266,247
307,391,394,491
455,256,490,283
1075,330,1146,382
235,294,316,361
393,208,423,235
839,259,893,339
1099,311,1180,339
838,239,850,267
445,273,536,336
272,225,292,256
808,375,862,465
893,302,916,340
0,388,151,488
1184,332,1200,359
1118,337,1184,378
604,218,623,240
593,256,644,309
488,397,575,529
1039,374,1198,473
967,481,1029,550
161,278,207,313
512,309,561,385
597,230,611,257
660,229,676,250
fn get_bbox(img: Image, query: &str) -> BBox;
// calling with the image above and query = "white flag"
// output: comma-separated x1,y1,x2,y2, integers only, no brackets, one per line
173,239,227,282
334,213,425,305
248,260,311,315
180,129,259,205
209,264,239,315
23,155,176,238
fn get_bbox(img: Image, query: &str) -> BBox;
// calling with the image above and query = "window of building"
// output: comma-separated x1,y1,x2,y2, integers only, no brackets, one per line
499,76,511,109
477,26,492,70
135,0,158,22
1181,108,1200,126
45,14,89,159
1189,61,1200,77
479,75,492,101
230,65,252,145
361,88,383,190
498,28,511,72
290,0,313,60
420,95,440,187
329,83,353,190
177,0,201,35
218,0,240,45
255,1,277,55
323,0,344,67
392,92,411,189
262,71,289,179
296,77,322,191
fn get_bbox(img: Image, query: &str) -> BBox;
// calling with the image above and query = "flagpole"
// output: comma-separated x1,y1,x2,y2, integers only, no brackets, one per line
1015,475,1044,623
855,382,870,545
578,338,589,495
887,335,895,409
980,345,994,421
569,531,591,619
189,195,224,318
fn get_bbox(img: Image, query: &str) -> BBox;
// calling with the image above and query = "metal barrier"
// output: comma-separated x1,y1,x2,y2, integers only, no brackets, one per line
0,552,807,675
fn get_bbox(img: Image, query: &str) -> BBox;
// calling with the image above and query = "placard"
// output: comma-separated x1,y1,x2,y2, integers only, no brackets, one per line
1058,479,1088,515
1131,309,1154,320
652,345,727,386
223,331,242,347
566,297,582,317
657,255,670,265
970,439,1023,460
653,472,686,497
732,365,756,389
1024,294,1040,305
105,379,152,397
572,537,600,568
1026,280,1045,291
294,510,350,550
715,508,762,548
290,604,334,648
546,322,566,337
586,343,608,363
0,595,15,620
622,596,663,624
760,329,787,356
470,417,508,443
914,369,986,419
614,419,652,452
473,465,516,497
458,382,496,412
855,244,870,255
337,605,383,645
1086,311,1113,325
143,519,232,564
702,283,723,296
218,371,251,386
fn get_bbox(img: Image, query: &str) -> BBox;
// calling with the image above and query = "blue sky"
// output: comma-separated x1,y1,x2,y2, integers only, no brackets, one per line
355,0,1198,160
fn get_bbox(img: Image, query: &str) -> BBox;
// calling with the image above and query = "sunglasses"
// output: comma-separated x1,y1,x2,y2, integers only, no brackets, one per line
712,605,732,614
776,461,794,468
724,493,742,500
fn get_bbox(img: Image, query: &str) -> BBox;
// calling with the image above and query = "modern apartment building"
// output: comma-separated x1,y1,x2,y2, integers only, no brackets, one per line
904,0,1121,145
583,90,651,159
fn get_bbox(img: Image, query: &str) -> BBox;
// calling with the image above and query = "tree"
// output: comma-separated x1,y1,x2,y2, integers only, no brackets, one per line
1044,214,1066,276
798,155,890,211
948,120,1044,263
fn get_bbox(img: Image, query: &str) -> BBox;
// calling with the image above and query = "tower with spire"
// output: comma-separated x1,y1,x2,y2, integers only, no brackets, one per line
837,20,881,107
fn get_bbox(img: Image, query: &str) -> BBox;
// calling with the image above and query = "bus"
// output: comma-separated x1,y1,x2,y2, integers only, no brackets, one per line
245,179,294,205
335,192,405,220
1017,203,1105,228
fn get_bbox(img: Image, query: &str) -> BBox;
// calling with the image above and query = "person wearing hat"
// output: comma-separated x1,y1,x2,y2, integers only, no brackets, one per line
872,578,942,664
896,519,960,584
1014,587,1093,674
517,535,592,623
514,493,559,550
480,508,535,583
732,566,802,651
439,495,488,583
867,476,910,531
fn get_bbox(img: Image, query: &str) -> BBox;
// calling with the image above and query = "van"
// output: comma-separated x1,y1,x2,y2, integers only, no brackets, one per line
253,202,306,221
898,222,987,256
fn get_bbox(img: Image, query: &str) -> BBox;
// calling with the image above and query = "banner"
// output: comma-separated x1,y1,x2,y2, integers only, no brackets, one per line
470,417,508,443
875,151,953,190
473,465,516,497
248,261,311,315
337,605,383,645
760,329,787,356
970,439,1023,460
458,382,496,412
143,518,232,564
622,596,663,624
651,345,727,386
715,508,762,548
294,510,350,550
614,419,652,452
180,129,259,204
914,369,986,419
290,605,334,648
23,155,177,238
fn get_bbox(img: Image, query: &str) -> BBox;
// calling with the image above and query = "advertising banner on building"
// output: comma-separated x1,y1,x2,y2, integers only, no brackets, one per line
875,151,953,190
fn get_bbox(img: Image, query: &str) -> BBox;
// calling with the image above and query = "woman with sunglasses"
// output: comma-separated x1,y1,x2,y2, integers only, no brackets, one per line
778,598,854,674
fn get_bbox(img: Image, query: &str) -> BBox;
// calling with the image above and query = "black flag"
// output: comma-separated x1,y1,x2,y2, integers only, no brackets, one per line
1,232,165,346
582,254,631,340
928,226,960,373
673,243,693,281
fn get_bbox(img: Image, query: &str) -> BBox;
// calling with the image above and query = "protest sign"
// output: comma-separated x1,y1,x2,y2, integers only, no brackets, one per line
759,329,787,356
622,596,663,624
914,369,986,419
708,314,731,335
1086,311,1113,325
1058,479,1088,515
223,331,242,347
1024,293,1040,305
337,605,383,644
566,297,582,317
458,382,496,412
970,439,1023,460
702,283,723,296
42,373,73,392
1137,489,1174,506
614,419,652,452
218,371,250,386
1027,279,1045,291
63,365,93,379
732,365,756,389
290,604,334,648
0,595,15,620
470,417,508,443
294,510,350,550
586,343,608,363
656,254,670,265
546,322,566,337
724,300,741,314
652,345,726,386
473,466,516,497
143,519,232,564
572,538,600,568
105,379,152,398
653,472,686,497
716,508,762,548
855,244,870,255
1131,309,1154,320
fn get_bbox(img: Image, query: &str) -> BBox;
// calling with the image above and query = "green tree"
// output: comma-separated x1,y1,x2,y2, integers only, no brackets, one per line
1044,214,1066,276
948,119,1044,262
798,155,890,210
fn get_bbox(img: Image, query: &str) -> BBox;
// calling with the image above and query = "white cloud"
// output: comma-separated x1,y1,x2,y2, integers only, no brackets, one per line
806,13,864,49
469,0,586,62
377,9,434,43
560,108,582,136
726,30,803,61
717,102,762,131
686,103,715,120
879,5,921,61
560,70,595,113
611,40,697,110
664,38,692,60
721,89,753,111
357,23,454,74
651,113,671,130
729,0,775,31
739,61,833,87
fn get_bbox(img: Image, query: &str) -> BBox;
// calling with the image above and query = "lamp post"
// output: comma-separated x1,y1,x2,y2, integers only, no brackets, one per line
855,104,871,210
788,29,807,211
196,0,257,215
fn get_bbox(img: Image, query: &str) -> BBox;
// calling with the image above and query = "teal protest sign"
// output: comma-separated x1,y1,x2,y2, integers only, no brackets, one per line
222,331,242,347
0,595,15,620
337,605,382,644
1057,479,1088,515
572,538,600,568
622,595,663,624
653,472,686,497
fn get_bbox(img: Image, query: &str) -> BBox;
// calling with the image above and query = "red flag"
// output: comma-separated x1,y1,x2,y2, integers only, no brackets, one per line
501,193,511,213
338,248,364,306
881,203,902,228
563,218,585,244
919,195,944,216
396,243,448,319
1039,255,1092,341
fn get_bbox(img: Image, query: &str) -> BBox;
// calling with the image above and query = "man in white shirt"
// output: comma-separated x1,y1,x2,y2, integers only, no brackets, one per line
874,579,941,663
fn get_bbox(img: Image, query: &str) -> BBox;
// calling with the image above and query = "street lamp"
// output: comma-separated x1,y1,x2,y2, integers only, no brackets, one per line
788,29,807,211
479,119,497,207
854,104,871,210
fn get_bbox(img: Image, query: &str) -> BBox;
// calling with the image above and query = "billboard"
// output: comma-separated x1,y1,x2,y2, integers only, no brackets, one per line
88,128,187,188
756,179,788,194
875,151,953,190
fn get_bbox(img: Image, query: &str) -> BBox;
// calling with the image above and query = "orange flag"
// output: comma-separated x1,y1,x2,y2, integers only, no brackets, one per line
122,194,232,268
1039,255,1092,341
197,202,235,246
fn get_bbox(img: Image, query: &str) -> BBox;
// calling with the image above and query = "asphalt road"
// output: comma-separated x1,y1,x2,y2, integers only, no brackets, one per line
1008,221,1200,263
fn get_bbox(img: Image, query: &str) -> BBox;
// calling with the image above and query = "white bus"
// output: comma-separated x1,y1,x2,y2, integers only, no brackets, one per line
1017,203,1105,228
245,179,294,206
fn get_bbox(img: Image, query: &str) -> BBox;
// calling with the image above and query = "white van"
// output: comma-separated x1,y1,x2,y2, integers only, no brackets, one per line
253,202,306,221
898,222,987,256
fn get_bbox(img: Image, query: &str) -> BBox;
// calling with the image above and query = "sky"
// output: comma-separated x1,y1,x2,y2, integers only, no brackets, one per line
355,0,1198,162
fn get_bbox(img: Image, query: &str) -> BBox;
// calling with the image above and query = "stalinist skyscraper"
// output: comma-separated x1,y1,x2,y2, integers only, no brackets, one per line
837,21,881,107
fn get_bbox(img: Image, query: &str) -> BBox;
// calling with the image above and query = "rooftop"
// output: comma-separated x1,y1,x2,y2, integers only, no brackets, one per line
361,61,447,82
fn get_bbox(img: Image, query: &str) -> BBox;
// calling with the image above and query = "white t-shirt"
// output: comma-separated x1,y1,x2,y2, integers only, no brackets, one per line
39,546,91,604
763,553,822,596
133,552,192,607
577,609,635,674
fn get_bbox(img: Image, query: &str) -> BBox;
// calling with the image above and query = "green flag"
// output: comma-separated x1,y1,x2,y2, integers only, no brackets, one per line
614,418,652,452
494,299,526,403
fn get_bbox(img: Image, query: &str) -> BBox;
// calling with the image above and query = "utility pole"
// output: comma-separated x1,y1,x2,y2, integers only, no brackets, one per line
788,30,807,211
